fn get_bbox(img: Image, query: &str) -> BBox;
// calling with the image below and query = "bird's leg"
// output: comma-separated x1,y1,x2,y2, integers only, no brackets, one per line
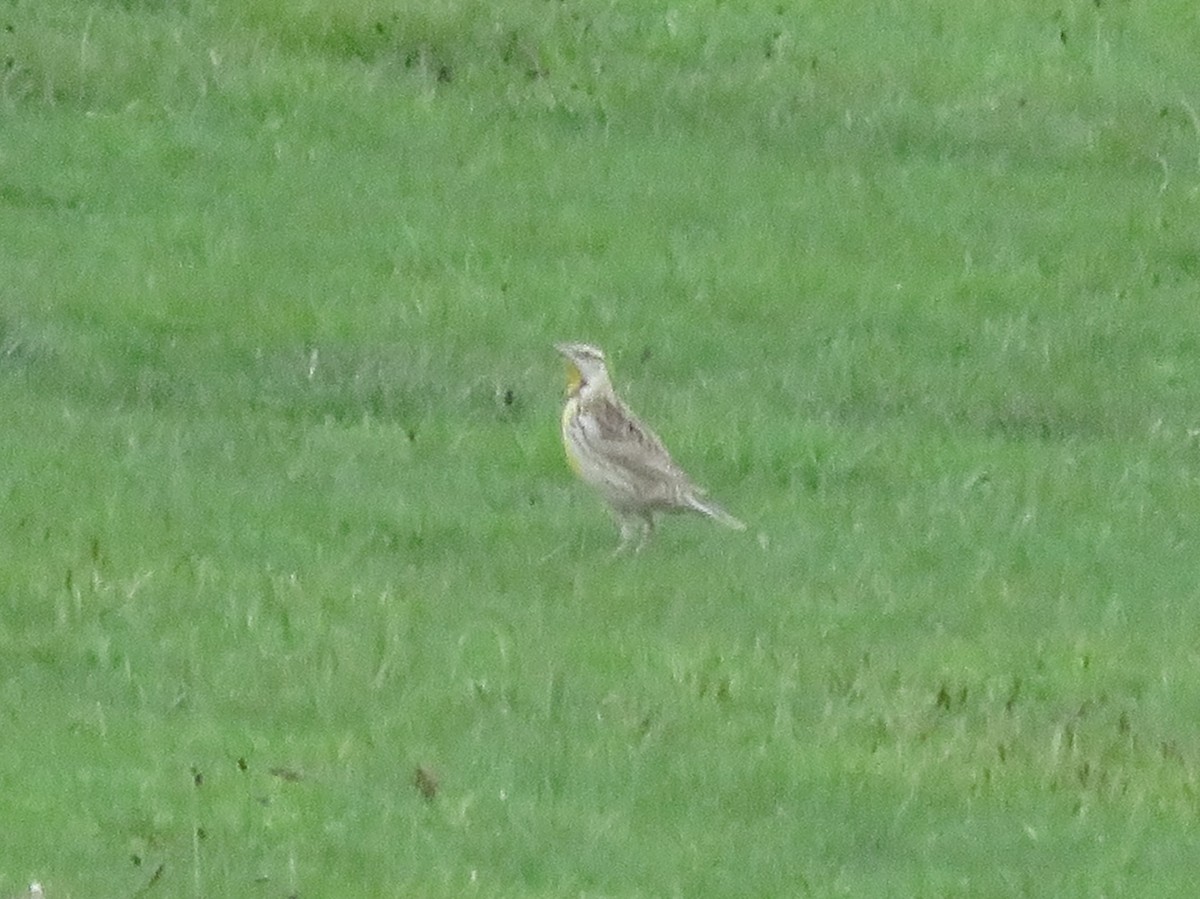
632,513,655,553
613,514,640,555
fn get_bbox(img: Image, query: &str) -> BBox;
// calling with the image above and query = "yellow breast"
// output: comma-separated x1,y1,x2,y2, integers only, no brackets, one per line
560,397,584,475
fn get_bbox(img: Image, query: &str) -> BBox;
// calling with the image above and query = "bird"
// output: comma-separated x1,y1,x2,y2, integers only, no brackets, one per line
555,341,745,551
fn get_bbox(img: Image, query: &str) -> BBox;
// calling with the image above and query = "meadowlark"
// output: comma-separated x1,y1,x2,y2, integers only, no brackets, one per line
555,342,745,551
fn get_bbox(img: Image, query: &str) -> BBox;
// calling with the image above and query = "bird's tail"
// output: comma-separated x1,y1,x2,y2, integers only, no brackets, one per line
687,493,746,530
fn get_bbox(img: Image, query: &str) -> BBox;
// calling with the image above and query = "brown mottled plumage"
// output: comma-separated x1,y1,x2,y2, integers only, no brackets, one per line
556,342,744,551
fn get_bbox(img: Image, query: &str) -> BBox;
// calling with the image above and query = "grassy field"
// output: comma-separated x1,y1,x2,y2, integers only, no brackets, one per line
3,0,1200,894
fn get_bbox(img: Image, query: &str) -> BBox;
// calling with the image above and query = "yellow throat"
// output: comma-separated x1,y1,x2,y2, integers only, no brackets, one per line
564,360,582,397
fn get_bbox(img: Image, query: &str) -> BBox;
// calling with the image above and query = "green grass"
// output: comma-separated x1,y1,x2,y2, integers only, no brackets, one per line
3,0,1200,894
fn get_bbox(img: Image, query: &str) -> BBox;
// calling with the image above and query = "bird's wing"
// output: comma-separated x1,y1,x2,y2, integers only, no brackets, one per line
582,395,691,484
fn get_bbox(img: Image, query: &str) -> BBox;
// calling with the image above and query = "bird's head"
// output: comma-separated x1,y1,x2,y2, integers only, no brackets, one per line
554,342,610,397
